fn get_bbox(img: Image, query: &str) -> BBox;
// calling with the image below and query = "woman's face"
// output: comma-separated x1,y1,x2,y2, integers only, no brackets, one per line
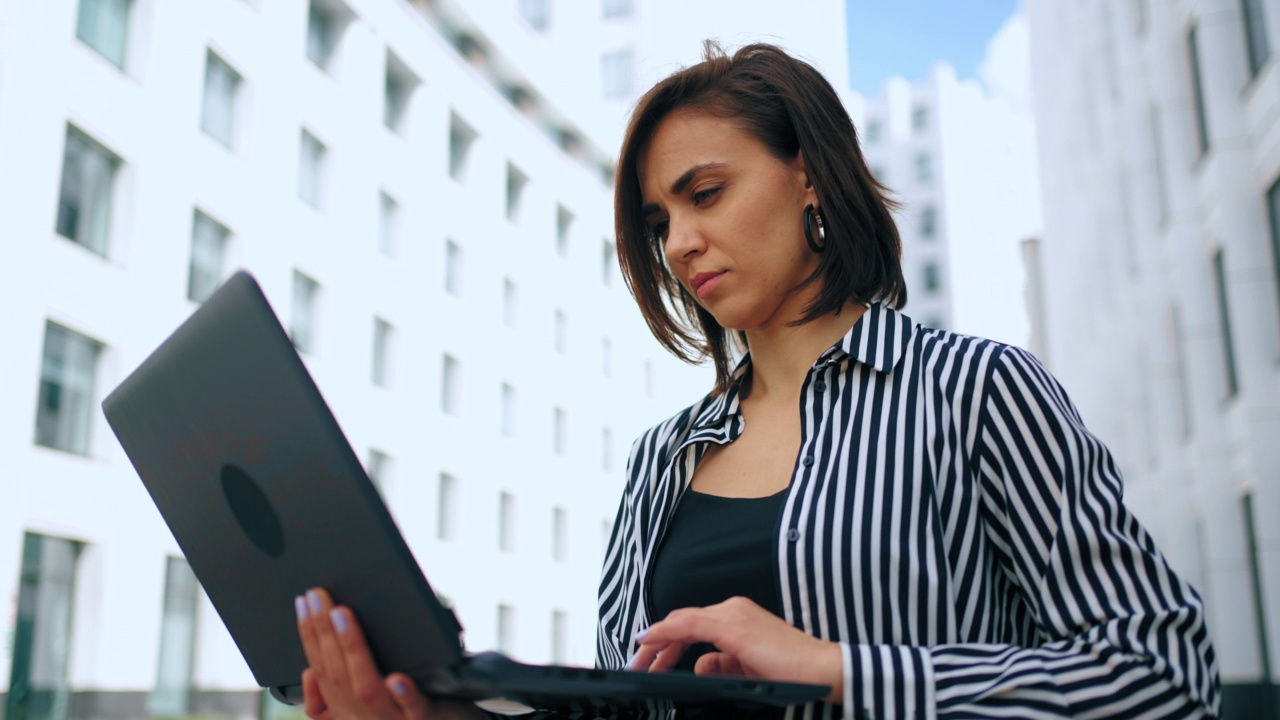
638,108,820,333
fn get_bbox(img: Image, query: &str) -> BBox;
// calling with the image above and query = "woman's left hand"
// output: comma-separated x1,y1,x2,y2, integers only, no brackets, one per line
629,596,844,704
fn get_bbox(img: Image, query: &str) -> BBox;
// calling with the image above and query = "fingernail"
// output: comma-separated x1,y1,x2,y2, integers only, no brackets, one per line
306,590,322,616
391,677,410,697
635,629,649,642
330,608,349,634
295,595,308,621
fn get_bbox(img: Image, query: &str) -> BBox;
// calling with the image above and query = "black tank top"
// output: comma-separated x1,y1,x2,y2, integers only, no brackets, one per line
648,487,788,719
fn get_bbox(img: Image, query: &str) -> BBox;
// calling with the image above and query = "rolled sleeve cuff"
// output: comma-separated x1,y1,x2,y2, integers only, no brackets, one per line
840,643,937,720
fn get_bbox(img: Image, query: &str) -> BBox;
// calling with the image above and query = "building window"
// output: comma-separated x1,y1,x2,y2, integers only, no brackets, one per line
643,360,655,397
298,129,327,208
372,317,394,388
499,492,516,552
441,354,461,415
290,271,320,354
187,210,230,303
602,238,616,285
1212,248,1239,398
384,51,419,134
1169,305,1193,438
1267,178,1280,327
366,449,391,493
601,426,613,471
306,0,343,71
35,322,103,456
914,153,933,185
556,204,573,257
1150,104,1169,224
551,610,568,663
201,50,241,149
553,407,567,455
449,112,477,182
445,240,463,296
601,337,612,377
378,191,399,258
148,557,199,719
506,162,528,222
1243,0,1271,79
919,206,936,239
437,473,457,540
863,120,881,144
76,0,131,69
502,278,517,327
552,507,567,562
519,0,550,31
601,50,634,99
56,125,121,257
554,310,567,354
1187,24,1210,157
911,106,928,133
1132,0,1148,35
497,604,515,653
602,0,631,19
6,533,83,720
923,262,941,294
501,383,516,437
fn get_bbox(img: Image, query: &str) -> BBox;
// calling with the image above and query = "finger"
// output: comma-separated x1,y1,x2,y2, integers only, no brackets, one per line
647,641,688,673
694,652,744,676
308,589,352,689
297,594,323,672
329,605,401,716
302,668,329,719
630,639,662,671
386,673,431,720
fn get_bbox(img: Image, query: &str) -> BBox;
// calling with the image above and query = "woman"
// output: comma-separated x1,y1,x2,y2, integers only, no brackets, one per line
294,42,1221,719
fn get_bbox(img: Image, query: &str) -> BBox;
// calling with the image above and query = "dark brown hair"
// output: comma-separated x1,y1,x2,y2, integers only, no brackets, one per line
614,41,906,395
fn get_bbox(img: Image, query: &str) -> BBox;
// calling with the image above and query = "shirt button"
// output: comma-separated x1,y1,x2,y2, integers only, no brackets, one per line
802,455,814,467
787,528,801,542
814,380,827,392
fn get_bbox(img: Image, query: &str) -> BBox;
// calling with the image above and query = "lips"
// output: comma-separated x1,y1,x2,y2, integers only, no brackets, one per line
690,271,726,298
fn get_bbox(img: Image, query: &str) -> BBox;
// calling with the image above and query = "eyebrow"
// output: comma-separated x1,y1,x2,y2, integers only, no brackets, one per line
640,162,728,218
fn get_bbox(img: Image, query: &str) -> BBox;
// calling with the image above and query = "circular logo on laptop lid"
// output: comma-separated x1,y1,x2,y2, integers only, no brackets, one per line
221,463,285,557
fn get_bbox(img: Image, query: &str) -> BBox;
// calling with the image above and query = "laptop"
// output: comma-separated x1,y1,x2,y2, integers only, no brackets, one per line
101,270,829,717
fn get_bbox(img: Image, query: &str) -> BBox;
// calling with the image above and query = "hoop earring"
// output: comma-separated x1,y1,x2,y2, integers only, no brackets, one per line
803,204,826,254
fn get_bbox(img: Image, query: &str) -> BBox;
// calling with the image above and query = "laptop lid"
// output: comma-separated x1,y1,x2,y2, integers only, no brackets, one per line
102,271,464,692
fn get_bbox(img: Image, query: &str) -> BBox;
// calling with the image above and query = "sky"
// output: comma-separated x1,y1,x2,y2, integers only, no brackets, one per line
846,0,1021,95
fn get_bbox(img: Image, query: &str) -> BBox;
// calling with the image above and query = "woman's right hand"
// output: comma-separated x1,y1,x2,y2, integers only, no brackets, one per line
296,588,485,720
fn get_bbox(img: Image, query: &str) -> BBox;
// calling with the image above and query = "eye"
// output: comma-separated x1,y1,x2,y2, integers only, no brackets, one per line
648,219,669,244
692,186,722,206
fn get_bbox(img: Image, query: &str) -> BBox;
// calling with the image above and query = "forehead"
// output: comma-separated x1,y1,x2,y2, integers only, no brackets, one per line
638,109,761,192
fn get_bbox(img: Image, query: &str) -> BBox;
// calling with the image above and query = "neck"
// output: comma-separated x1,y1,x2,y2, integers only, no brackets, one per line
742,301,865,402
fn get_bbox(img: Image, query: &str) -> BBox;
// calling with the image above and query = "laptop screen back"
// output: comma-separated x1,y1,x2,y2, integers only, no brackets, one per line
102,272,464,691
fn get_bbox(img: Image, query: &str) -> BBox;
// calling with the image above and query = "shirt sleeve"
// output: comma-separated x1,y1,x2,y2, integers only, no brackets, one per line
838,345,1220,719
839,345,1218,712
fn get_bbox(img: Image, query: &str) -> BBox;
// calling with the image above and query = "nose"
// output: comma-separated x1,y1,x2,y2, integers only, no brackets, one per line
662,214,704,265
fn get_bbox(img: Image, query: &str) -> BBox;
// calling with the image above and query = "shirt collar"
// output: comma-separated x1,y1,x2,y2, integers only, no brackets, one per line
690,303,915,431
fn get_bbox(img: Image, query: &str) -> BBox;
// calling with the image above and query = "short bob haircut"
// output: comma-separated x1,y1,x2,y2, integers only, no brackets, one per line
615,41,906,395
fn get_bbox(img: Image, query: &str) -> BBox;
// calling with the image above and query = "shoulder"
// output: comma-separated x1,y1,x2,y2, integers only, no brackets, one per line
626,392,719,473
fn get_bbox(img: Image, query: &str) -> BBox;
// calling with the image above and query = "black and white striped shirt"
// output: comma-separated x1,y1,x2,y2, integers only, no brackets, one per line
596,303,1219,719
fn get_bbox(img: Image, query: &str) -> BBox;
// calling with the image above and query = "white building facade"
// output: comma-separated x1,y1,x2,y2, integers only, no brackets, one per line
854,59,1041,344
0,1,855,719
1027,0,1280,715
0,0,686,717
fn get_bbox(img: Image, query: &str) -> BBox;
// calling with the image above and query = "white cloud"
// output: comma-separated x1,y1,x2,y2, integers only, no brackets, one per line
978,11,1031,112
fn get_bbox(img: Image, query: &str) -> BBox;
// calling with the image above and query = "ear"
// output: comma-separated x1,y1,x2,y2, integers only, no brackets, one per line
791,151,819,204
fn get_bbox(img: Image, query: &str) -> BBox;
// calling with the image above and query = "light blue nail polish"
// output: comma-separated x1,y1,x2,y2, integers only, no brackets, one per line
635,629,649,642
330,608,349,634
306,590,322,616
392,678,410,696
295,595,308,621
